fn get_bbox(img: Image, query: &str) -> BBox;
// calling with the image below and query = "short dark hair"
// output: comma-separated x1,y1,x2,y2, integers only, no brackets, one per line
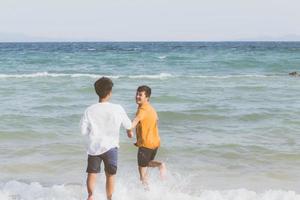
94,77,113,99
137,85,151,98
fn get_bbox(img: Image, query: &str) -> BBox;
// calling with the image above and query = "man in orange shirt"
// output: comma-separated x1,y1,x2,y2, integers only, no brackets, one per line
128,85,166,188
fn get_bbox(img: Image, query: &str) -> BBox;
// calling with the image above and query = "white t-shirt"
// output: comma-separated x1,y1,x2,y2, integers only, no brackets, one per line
80,102,132,155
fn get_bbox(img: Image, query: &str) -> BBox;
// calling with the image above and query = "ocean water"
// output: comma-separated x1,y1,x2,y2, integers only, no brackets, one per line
0,42,300,200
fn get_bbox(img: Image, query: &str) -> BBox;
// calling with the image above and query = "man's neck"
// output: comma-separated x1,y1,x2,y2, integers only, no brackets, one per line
99,97,110,103
138,101,149,107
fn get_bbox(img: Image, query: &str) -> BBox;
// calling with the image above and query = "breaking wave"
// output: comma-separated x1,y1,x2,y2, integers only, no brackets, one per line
0,180,299,200
0,72,280,80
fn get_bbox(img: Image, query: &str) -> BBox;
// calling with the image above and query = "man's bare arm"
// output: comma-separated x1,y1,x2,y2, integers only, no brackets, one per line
131,117,140,130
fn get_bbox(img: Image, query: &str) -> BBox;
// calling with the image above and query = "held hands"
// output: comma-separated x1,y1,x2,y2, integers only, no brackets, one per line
127,130,134,138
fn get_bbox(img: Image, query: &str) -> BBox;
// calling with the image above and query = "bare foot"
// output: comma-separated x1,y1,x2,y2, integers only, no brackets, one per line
143,183,150,191
159,163,167,180
87,194,94,200
107,196,112,200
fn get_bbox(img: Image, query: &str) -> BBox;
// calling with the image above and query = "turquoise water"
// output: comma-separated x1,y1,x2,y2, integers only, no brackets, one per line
0,42,300,200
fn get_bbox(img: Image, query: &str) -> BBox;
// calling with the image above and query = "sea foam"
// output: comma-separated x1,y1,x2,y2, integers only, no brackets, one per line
0,72,172,79
158,55,167,59
0,72,119,79
0,72,278,80
0,180,299,200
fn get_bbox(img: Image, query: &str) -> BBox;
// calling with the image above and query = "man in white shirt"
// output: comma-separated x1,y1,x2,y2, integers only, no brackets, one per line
80,77,132,200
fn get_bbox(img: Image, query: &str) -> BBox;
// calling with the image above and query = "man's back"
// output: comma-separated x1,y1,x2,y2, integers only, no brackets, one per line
81,102,131,155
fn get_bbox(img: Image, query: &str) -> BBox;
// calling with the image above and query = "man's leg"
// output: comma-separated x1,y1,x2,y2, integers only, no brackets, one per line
105,172,115,200
148,160,167,179
137,147,150,188
86,155,101,200
86,173,97,200
102,148,118,200
138,166,149,187
148,148,166,179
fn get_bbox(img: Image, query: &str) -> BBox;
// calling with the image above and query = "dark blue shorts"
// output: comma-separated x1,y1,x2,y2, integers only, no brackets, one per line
86,147,118,175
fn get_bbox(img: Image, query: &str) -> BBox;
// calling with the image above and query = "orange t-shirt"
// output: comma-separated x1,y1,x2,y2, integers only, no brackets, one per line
135,102,160,149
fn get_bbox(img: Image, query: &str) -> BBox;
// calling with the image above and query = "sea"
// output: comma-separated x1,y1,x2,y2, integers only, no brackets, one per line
0,42,299,200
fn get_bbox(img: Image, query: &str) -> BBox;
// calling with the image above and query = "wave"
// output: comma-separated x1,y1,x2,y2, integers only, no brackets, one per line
0,180,299,200
0,72,282,80
0,72,171,79
128,73,172,79
158,55,167,59
191,74,270,78
0,72,120,79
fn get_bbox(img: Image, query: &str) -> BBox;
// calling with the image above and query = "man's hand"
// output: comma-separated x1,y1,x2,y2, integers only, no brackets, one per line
127,130,134,138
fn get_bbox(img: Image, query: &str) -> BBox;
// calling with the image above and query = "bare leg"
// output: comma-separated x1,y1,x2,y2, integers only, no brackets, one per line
87,173,97,200
148,160,167,179
138,166,149,189
105,172,115,200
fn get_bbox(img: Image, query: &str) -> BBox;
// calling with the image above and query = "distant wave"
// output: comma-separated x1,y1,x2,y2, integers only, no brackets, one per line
0,180,299,200
0,72,171,79
191,74,270,78
128,73,172,79
0,72,280,80
0,72,119,79
158,55,167,59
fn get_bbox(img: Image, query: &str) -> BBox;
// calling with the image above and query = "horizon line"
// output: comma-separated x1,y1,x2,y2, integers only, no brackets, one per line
1,40,300,43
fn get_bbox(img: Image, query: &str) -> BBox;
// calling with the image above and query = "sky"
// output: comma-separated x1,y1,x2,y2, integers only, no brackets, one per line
1,0,300,41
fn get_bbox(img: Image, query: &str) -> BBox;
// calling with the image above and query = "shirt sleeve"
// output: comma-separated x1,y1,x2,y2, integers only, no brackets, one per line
80,110,91,135
120,106,132,130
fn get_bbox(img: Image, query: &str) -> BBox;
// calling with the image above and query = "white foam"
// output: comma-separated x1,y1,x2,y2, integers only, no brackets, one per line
191,74,270,79
0,72,279,80
0,180,299,200
128,73,173,79
0,72,119,79
0,72,173,79
158,55,167,59
0,180,82,200
201,189,300,200
70,73,120,79
0,72,55,78
0,72,67,78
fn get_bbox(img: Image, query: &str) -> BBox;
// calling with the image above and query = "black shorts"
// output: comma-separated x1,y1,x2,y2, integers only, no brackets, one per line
137,147,158,167
86,147,118,175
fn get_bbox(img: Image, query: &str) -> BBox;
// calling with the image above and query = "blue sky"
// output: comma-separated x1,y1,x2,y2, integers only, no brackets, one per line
1,0,300,41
